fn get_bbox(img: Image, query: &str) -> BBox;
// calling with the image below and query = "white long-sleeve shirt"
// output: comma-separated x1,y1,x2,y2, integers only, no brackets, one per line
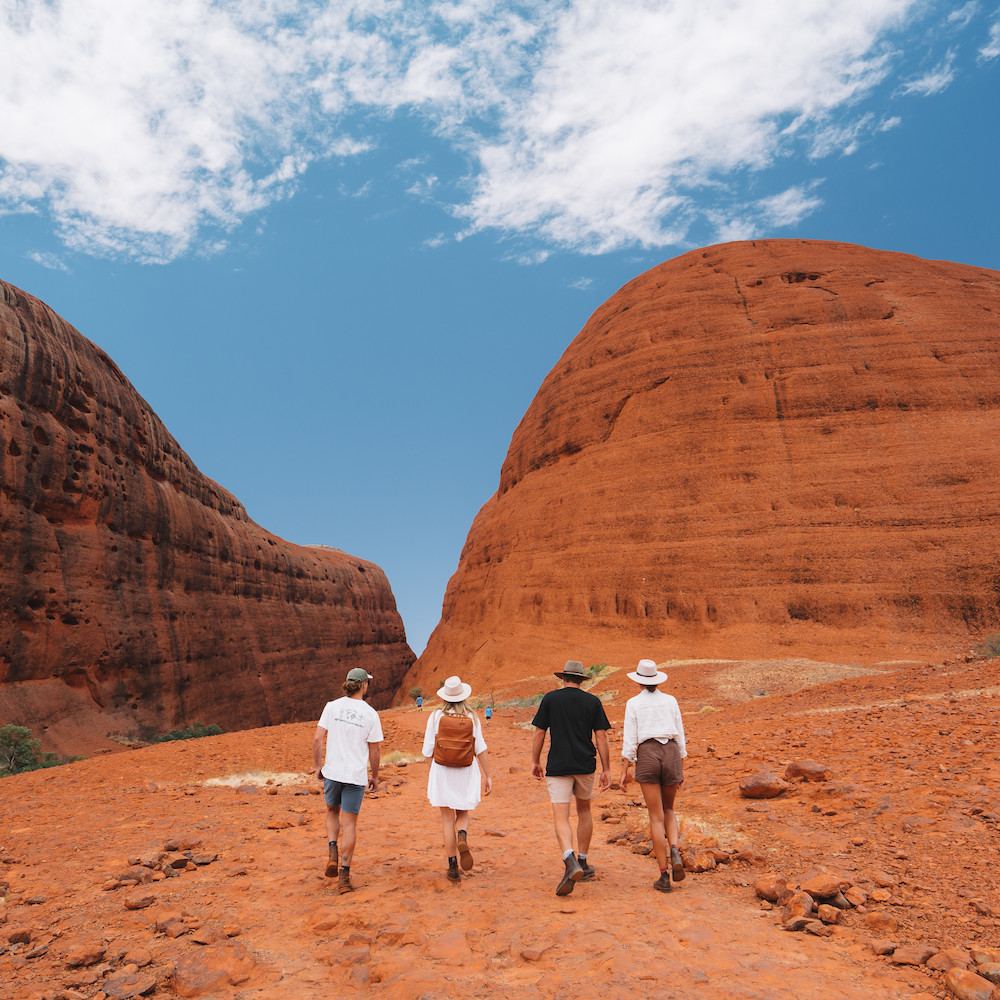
621,689,686,763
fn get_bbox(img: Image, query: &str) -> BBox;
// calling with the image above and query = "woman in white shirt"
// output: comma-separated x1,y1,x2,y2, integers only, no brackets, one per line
620,658,687,893
422,676,493,882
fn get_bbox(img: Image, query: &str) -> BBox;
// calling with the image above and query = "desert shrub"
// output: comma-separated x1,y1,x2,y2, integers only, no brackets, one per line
154,722,224,742
496,694,544,709
0,724,66,776
588,663,609,676
976,634,1000,657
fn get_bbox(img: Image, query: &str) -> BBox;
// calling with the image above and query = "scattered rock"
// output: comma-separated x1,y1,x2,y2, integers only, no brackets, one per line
64,942,106,967
8,927,32,945
869,939,896,956
784,760,833,782
945,968,996,1000
871,870,897,888
103,970,157,999
753,876,786,902
800,873,843,899
864,911,900,934
817,904,840,924
928,948,973,972
520,943,554,962
844,886,868,907
892,945,935,966
805,921,834,937
739,771,791,799
191,924,229,946
124,892,156,910
171,941,255,996
973,948,1000,966
979,965,1000,987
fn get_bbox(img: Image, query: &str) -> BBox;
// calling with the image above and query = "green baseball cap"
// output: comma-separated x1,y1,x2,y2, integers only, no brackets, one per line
347,668,371,682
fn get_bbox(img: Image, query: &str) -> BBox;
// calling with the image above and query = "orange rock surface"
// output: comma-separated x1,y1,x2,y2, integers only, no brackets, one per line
0,280,414,754
2,654,998,999
408,240,1000,694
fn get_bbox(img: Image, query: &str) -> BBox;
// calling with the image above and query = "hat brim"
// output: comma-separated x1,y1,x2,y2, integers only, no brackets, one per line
554,671,587,681
437,683,472,702
627,669,668,685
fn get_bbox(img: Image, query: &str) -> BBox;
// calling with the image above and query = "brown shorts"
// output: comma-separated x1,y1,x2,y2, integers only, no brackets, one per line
634,739,683,785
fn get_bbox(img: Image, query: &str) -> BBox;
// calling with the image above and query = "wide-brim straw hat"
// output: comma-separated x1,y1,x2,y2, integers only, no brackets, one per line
626,658,668,685
437,675,473,702
554,659,588,681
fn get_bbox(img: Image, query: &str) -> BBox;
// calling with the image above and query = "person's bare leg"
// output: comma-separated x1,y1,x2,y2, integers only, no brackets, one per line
552,801,574,854
575,796,594,856
440,807,458,857
661,782,680,847
338,810,358,867
455,809,473,869
639,782,669,872
325,804,341,844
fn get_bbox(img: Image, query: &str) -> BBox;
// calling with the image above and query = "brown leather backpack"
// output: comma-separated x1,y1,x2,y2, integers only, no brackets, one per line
433,713,475,767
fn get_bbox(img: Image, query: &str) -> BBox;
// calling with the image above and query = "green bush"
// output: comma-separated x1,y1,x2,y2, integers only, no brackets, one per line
588,663,609,676
0,724,64,776
976,634,1000,657
154,722,224,742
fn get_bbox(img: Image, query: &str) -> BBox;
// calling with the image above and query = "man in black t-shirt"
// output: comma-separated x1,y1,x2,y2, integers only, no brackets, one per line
531,660,612,895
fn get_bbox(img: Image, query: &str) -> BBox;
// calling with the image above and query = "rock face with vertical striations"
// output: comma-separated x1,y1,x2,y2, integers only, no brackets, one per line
0,280,414,753
407,240,1000,694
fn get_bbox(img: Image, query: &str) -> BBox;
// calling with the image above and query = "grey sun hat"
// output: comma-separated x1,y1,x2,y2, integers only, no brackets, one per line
437,675,473,702
626,658,668,685
346,667,372,683
554,659,588,681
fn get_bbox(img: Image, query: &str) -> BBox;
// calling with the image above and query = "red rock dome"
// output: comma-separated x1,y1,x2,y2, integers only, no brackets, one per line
407,240,1000,693
0,280,414,753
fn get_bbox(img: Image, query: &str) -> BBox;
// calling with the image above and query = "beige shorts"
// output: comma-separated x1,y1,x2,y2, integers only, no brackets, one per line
545,773,596,803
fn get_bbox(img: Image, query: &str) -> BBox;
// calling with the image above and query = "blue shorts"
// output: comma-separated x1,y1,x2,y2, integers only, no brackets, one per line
323,778,365,814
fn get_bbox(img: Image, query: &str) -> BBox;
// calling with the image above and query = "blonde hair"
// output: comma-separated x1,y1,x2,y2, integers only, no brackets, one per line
442,699,470,717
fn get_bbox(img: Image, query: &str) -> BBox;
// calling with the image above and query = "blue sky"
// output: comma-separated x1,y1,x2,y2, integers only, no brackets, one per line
1,0,998,655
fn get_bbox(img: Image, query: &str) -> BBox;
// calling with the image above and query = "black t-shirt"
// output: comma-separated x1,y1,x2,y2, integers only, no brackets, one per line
532,686,612,776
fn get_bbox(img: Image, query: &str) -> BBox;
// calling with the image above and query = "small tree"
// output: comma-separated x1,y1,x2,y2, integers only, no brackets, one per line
408,686,423,703
0,725,47,776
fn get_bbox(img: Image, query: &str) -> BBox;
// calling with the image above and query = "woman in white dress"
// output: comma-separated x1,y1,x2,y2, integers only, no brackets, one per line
422,675,493,881
620,658,687,893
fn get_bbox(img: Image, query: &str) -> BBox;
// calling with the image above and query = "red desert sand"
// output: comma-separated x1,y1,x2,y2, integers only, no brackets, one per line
2,654,999,999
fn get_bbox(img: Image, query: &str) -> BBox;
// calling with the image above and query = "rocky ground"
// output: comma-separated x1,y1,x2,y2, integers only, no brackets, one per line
1,654,998,1000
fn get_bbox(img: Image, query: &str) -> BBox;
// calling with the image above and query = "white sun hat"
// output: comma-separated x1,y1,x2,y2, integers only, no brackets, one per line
626,658,668,685
437,675,473,702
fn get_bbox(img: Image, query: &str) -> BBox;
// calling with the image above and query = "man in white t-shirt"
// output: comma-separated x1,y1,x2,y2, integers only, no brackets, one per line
312,667,383,893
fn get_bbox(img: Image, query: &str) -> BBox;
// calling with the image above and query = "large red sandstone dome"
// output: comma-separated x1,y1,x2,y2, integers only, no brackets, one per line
0,280,414,753
407,240,1000,693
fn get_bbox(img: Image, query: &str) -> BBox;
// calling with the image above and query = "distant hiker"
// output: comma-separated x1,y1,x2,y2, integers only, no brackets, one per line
416,695,424,710
313,667,383,894
531,660,611,895
421,675,493,882
620,658,687,893
485,703,493,724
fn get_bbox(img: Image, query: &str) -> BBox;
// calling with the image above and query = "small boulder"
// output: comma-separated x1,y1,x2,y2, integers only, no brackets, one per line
805,921,834,937
784,760,833,782
869,939,896,956
928,949,973,972
800,873,843,899
817,904,840,925
973,949,1000,967
753,876,786,903
892,945,935,966
945,968,996,1000
844,886,868,907
979,965,1000,987
64,942,106,967
739,771,790,799
103,969,157,999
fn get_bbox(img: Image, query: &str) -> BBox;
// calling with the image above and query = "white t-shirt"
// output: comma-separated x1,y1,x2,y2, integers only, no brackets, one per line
317,696,384,786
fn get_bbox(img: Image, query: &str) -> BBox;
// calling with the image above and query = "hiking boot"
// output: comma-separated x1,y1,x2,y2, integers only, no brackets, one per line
457,830,474,871
654,871,672,893
577,855,596,881
325,843,338,878
670,846,686,882
338,868,354,894
556,854,584,896
447,858,461,882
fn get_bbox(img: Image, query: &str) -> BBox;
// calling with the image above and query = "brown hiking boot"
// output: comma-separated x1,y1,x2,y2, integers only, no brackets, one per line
670,846,685,882
556,853,584,896
577,855,596,880
457,830,474,871
654,870,672,893
338,868,354,894
325,843,338,878
447,858,461,882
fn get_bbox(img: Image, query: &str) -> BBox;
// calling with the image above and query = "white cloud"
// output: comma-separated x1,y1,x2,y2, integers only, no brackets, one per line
947,2,979,29
27,250,69,272
980,13,1000,60
900,52,957,95
0,0,968,261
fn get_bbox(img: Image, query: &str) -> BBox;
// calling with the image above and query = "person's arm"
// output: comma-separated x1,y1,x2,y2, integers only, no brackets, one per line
620,702,636,789
367,741,381,792
531,727,546,780
477,749,493,795
595,728,611,791
312,726,327,780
